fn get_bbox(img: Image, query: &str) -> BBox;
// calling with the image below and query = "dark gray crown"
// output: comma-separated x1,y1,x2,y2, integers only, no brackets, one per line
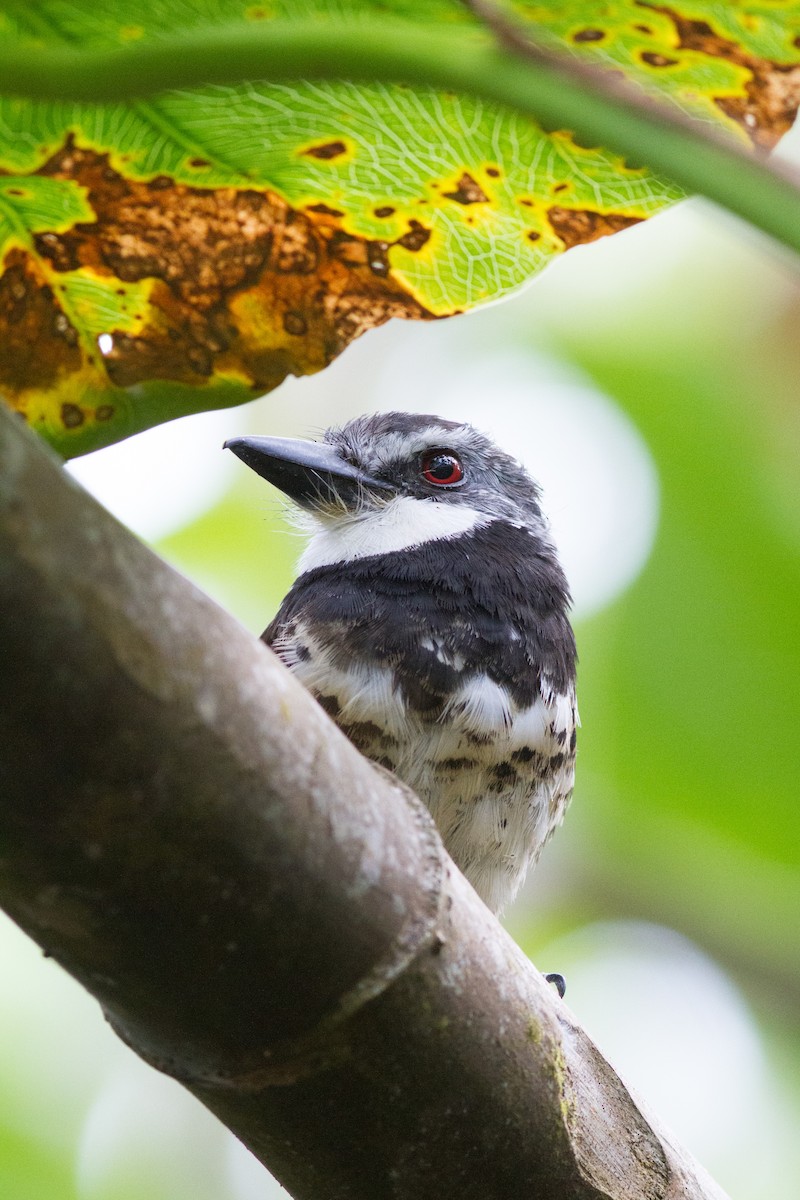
325,411,545,526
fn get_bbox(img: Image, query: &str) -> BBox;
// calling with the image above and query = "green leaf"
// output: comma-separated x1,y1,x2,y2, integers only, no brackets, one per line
1,1,799,455
522,0,800,149
0,1124,78,1200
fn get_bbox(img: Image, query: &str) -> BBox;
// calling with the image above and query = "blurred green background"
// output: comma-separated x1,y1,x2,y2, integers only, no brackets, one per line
1,180,799,1196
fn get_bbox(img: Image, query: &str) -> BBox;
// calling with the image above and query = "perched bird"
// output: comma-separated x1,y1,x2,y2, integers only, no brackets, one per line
226,412,577,916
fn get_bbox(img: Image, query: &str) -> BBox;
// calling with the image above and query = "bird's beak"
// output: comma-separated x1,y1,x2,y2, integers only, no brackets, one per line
224,434,393,509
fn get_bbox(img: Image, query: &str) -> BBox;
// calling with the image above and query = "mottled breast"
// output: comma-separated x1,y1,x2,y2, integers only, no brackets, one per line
264,519,577,913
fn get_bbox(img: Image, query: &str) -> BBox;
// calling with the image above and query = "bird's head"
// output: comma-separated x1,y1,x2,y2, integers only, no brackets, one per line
225,412,551,567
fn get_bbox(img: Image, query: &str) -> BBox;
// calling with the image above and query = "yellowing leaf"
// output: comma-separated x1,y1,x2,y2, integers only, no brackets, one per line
531,1,800,149
1,1,799,455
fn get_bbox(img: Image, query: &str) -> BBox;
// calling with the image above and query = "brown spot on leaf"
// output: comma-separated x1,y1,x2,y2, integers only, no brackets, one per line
526,231,541,242
35,230,81,273
306,202,344,217
61,402,84,428
373,205,395,218
6,138,432,405
274,213,320,275
634,24,654,35
189,158,210,169
317,217,430,277
366,241,390,277
644,3,800,147
53,310,79,346
443,172,489,205
38,149,280,302
553,183,568,193
282,310,307,336
95,404,114,421
486,167,500,178
641,51,678,67
716,67,800,147
547,205,642,249
0,252,82,391
304,141,347,160
396,220,431,252
186,344,213,375
573,28,605,43
326,230,365,267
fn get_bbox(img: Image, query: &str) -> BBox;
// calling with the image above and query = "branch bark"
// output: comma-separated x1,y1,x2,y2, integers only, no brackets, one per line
0,401,728,1200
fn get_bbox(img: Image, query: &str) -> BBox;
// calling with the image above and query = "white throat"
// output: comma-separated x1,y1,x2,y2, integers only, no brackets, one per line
297,495,486,572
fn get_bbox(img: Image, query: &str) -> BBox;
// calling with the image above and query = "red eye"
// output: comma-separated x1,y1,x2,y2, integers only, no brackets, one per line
421,451,464,487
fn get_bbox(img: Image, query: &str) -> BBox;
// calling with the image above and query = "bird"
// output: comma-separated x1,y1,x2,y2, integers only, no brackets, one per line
225,411,577,917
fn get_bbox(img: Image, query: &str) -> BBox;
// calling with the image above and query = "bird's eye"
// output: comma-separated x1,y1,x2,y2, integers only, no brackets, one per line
420,451,464,487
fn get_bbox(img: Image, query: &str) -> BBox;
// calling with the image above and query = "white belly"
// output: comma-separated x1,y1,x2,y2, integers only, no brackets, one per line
279,631,576,914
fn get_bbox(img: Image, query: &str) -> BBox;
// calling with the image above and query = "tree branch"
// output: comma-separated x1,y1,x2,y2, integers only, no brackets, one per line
0,15,799,261
0,399,729,1199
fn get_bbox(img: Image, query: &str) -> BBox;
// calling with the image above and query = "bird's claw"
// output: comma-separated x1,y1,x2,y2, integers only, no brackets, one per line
544,972,566,999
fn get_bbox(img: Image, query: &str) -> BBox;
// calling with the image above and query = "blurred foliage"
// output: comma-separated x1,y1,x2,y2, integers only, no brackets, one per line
544,308,800,1002
157,482,297,636
0,1128,78,1200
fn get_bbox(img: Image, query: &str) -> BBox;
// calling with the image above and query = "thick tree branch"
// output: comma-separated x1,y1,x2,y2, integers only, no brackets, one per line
1,16,800,260
0,401,728,1199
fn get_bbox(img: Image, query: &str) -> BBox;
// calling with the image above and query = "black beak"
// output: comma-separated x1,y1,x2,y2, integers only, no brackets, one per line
224,434,393,509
